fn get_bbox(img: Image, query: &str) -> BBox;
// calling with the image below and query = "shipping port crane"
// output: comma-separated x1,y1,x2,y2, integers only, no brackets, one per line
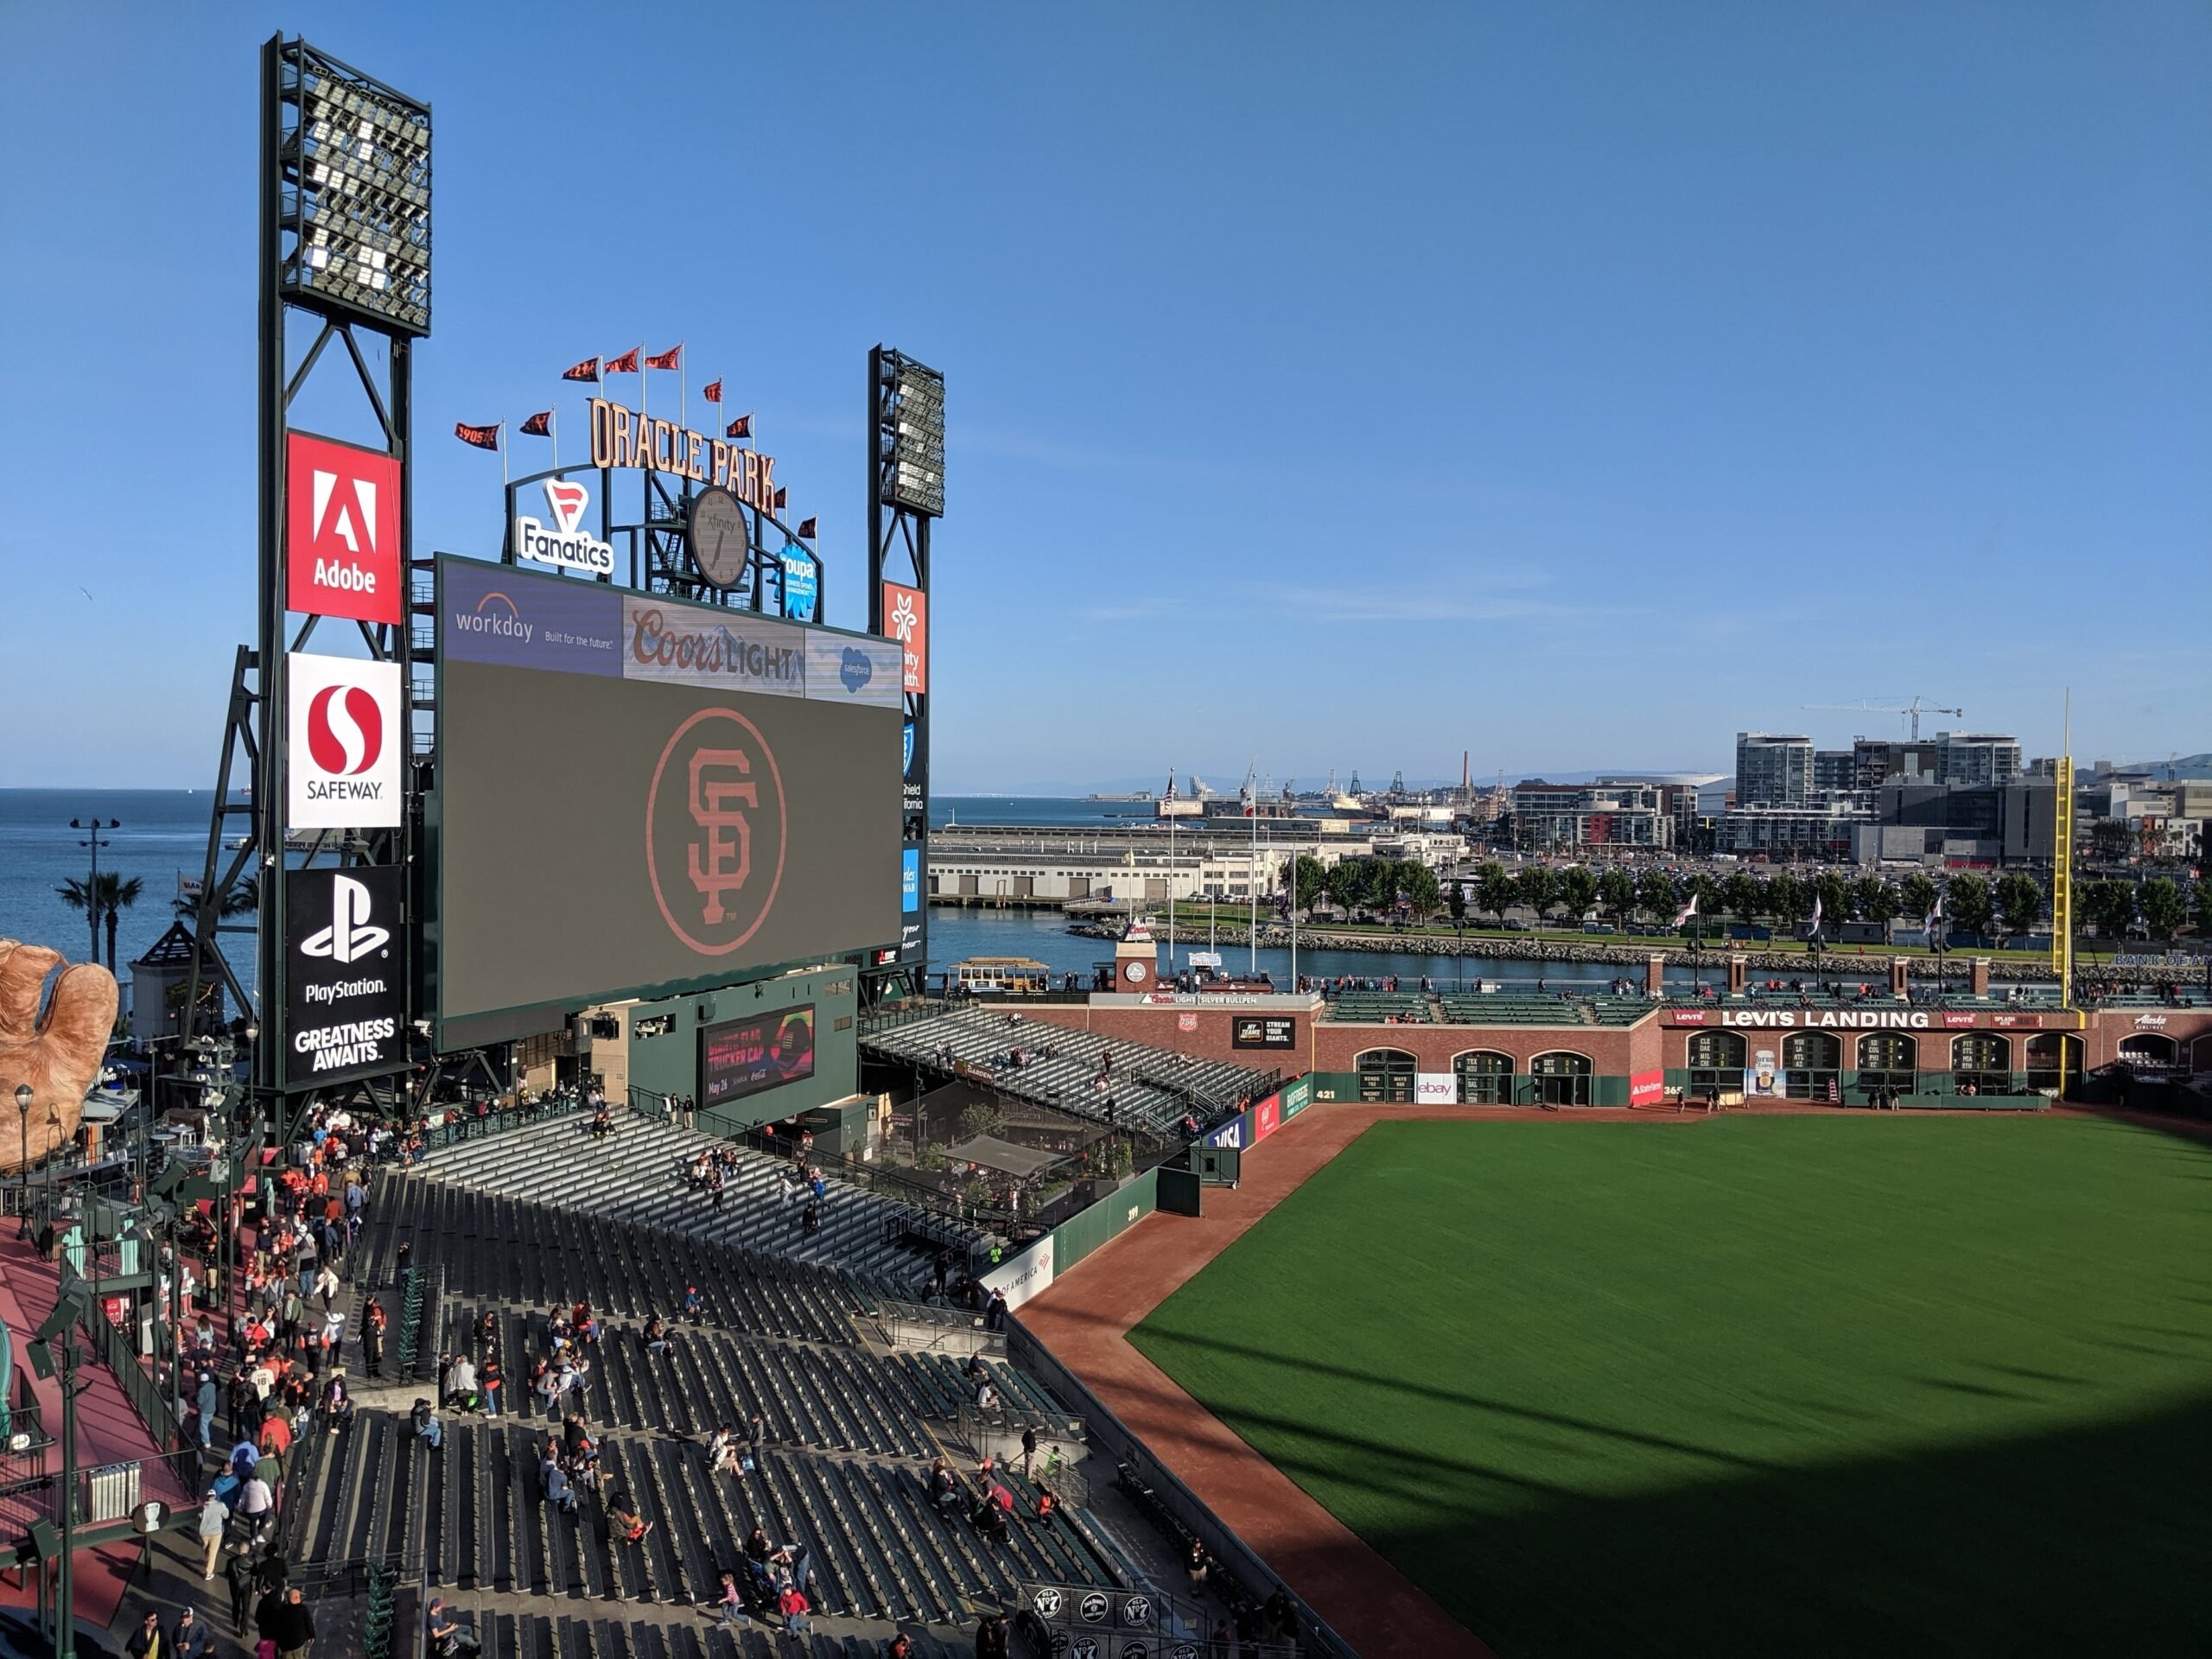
1802,695,1963,741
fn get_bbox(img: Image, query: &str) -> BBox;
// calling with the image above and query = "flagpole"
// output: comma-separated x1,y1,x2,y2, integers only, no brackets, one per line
679,341,686,435
550,408,559,474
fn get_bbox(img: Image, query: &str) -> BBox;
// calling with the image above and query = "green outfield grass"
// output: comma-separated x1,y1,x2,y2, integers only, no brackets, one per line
1128,1116,2212,1657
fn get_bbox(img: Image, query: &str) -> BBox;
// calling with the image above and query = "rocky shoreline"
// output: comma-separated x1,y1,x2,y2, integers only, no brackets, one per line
1069,918,2069,983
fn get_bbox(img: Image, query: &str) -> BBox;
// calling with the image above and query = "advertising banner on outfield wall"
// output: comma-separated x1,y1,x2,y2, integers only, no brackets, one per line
1279,1076,1313,1121
1202,1113,1250,1151
1630,1069,1664,1107
1415,1072,1457,1105
1254,1095,1281,1141
981,1234,1055,1312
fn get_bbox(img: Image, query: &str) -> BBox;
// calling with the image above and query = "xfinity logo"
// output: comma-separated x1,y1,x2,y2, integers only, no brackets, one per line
516,476,616,575
302,875,391,964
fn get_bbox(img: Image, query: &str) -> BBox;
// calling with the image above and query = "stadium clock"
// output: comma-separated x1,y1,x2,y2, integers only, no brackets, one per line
685,486,751,589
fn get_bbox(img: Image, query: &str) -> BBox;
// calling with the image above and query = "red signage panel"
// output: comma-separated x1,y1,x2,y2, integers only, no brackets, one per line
882,582,927,693
286,431,402,624
1630,1069,1664,1107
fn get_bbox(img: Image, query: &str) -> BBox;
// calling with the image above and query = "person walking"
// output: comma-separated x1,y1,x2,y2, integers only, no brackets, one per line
168,1604,213,1659
362,1296,386,1378
197,1489,230,1580
261,1585,315,1659
223,1544,257,1635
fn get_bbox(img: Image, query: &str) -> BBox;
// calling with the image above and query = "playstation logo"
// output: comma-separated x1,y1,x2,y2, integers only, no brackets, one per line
302,874,391,964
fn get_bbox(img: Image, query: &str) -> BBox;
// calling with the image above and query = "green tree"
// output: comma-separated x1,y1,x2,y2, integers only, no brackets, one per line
1993,873,2044,939
2137,876,2185,940
1598,868,1637,930
1853,874,1901,931
56,871,145,970
1323,860,1362,912
1281,855,1326,913
1401,864,1443,925
1516,866,1559,924
1559,866,1599,921
1812,871,1852,931
1946,874,1993,937
1637,869,1679,930
2084,880,2135,944
1898,872,1936,922
2194,878,2212,937
1720,871,1763,925
1446,874,1467,924
1475,862,1516,927
1766,871,1808,930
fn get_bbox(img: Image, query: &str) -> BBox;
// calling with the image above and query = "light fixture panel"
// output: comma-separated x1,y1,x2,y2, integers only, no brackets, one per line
274,40,432,338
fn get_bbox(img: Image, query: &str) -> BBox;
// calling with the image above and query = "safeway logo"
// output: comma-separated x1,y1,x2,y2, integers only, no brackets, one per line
286,431,402,626
288,653,403,830
544,477,589,534
302,874,390,964
305,683,384,776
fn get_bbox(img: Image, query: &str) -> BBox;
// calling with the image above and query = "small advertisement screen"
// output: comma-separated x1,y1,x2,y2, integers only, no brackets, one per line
700,1005,817,1106
1231,1015,1298,1050
284,863,405,1086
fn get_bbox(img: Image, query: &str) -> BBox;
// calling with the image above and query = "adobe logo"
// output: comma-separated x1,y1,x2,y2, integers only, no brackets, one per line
286,431,403,626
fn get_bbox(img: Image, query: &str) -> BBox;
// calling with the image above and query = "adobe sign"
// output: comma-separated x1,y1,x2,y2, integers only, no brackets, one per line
286,431,402,625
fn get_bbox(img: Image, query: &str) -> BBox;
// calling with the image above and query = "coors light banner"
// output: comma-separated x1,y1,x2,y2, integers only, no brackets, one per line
284,864,405,1086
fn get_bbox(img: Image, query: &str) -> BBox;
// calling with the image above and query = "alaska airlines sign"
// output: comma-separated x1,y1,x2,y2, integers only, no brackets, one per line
587,397,779,512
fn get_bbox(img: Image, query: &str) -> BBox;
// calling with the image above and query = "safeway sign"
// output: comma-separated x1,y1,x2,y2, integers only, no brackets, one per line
288,652,403,830
285,431,402,625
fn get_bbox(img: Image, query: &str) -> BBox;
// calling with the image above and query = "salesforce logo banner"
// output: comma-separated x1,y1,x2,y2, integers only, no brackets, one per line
803,632,902,709
442,556,621,676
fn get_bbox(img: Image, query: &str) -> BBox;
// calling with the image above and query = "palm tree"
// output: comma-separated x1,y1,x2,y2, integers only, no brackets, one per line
56,872,144,970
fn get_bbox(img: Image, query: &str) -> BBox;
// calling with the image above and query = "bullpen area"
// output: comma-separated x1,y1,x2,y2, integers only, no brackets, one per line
1128,1116,2212,1656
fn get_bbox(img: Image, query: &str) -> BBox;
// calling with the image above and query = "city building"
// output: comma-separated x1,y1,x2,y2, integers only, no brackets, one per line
1735,733,1814,805
1510,779,1675,849
1718,800,1872,859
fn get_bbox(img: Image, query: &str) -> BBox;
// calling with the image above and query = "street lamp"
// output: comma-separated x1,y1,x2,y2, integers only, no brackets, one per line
67,816,122,968
14,1084,30,1238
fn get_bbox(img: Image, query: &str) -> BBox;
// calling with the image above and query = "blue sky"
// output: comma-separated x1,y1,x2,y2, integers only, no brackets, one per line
2,2,2205,793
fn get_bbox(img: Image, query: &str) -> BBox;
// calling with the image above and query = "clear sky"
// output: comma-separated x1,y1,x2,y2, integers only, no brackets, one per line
2,2,2205,793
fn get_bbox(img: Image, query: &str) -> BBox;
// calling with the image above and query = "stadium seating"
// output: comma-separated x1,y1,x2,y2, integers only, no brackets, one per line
865,1007,1274,1135
413,1114,990,1284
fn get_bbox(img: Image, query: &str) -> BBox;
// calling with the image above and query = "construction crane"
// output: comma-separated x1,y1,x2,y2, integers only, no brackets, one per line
1801,696,1963,741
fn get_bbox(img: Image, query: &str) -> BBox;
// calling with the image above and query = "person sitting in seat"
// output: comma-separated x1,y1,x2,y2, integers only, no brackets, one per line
682,1284,704,1323
426,1598,482,1657
606,1491,653,1545
742,1524,773,1587
1033,1486,1057,1526
928,1457,960,1513
542,1458,575,1516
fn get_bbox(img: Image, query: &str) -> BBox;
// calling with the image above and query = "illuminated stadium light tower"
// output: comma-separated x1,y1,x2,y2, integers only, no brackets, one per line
868,348,943,1003
182,36,429,1140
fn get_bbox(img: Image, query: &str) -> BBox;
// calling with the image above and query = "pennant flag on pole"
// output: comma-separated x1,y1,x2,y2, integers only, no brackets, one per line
724,413,752,440
702,380,722,404
520,410,553,437
561,356,601,383
796,517,818,538
645,344,683,371
772,486,788,510
454,422,501,450
1673,893,1698,927
1808,895,1823,932
604,346,641,375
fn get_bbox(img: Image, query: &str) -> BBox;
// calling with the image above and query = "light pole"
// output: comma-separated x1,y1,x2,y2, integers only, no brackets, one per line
14,1084,30,1238
67,816,122,968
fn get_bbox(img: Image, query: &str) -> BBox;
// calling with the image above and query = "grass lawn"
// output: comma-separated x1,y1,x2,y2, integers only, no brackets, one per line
1128,1116,2212,1657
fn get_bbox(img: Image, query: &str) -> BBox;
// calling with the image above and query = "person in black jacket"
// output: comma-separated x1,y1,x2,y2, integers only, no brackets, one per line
224,1543,258,1633
260,1586,315,1659
974,1612,1010,1659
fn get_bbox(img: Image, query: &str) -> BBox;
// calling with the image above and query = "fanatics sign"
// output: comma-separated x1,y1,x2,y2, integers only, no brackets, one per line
288,652,404,829
285,432,402,625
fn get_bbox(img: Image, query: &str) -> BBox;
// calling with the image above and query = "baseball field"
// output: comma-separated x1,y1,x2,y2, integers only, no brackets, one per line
1128,1116,2212,1656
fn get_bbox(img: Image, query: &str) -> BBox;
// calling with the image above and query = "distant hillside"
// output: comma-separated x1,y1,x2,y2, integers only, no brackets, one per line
2117,753,2212,780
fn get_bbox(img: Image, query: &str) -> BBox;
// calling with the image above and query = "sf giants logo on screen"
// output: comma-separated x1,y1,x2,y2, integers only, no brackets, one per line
285,432,401,625
645,707,787,955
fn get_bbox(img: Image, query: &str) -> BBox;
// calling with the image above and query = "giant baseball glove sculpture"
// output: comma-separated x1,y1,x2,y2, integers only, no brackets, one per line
0,940,119,1173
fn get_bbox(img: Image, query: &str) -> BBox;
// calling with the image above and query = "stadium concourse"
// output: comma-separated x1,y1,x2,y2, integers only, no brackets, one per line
232,1102,1236,1659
